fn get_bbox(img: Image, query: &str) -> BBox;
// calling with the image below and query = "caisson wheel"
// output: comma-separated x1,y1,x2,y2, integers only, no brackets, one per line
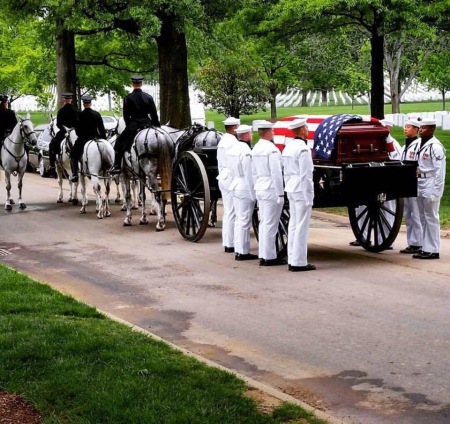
348,197,404,252
171,151,210,242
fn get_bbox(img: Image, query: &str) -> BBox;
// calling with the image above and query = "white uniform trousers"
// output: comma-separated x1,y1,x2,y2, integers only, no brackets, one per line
220,184,235,248
257,196,283,260
404,197,422,247
287,194,312,267
232,191,255,255
417,196,441,254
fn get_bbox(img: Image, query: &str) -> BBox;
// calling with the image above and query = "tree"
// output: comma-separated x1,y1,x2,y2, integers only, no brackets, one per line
267,0,440,119
418,50,450,110
195,56,270,118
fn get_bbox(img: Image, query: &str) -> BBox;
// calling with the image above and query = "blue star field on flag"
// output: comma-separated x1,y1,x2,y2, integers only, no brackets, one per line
313,114,363,160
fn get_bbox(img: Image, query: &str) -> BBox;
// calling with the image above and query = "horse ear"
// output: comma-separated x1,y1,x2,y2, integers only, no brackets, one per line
18,115,24,122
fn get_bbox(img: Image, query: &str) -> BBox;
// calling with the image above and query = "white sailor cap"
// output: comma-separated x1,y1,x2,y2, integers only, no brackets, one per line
235,124,253,134
405,119,421,128
380,119,394,127
288,119,307,130
223,117,240,126
257,121,274,129
420,119,437,126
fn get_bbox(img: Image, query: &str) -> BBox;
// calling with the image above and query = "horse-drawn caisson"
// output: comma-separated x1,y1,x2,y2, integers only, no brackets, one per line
167,114,418,255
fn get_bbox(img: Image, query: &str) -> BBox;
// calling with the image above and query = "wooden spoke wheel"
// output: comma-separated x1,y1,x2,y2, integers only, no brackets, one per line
171,151,211,242
252,201,290,259
348,198,404,252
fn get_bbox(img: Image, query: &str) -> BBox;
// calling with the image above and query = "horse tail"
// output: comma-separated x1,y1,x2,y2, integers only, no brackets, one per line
158,132,174,202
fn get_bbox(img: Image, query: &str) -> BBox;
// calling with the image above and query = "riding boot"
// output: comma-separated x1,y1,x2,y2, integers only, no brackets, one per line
110,151,123,175
70,158,79,183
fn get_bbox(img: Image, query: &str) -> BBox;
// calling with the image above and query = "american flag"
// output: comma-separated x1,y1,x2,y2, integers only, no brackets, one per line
313,114,362,160
273,115,329,152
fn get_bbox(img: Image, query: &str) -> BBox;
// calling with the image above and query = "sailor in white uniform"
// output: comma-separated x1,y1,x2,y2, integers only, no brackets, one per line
251,121,286,266
282,119,315,271
227,125,258,261
399,119,423,254
217,117,240,253
413,119,446,259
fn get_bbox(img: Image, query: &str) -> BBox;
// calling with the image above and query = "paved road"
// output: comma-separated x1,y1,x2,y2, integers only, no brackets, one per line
1,172,449,424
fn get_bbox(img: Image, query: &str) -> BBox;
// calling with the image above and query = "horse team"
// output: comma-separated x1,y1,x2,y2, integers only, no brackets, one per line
1,117,202,230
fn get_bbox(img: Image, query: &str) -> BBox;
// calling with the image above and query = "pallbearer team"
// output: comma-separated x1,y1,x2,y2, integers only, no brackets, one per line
219,117,446,270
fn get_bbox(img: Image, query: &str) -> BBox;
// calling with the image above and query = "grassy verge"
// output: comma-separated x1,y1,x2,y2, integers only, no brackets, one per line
0,265,326,424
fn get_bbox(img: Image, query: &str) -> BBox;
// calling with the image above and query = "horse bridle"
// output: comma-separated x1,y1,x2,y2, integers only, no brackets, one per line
19,118,36,142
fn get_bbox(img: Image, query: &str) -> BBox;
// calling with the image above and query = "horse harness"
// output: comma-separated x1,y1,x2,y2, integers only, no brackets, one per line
1,119,35,170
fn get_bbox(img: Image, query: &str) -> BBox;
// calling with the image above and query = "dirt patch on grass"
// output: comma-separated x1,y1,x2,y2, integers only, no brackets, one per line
245,386,283,414
0,392,42,424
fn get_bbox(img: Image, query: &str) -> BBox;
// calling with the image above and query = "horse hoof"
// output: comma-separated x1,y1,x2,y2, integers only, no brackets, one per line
10,199,15,205
80,209,86,214
57,199,63,203
208,222,216,228
72,199,79,206
5,204,12,211
149,210,157,216
156,227,165,232
139,220,148,225
114,199,121,204
97,215,103,220
19,203,26,209
123,221,132,227
105,211,111,217
132,206,139,210
120,205,127,211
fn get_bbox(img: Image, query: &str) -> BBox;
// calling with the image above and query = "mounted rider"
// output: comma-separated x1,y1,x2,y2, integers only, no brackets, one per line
49,92,79,173
69,95,107,183
110,75,160,175
0,95,18,165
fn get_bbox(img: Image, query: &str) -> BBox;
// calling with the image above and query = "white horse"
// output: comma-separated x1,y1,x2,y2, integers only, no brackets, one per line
108,117,140,210
51,121,80,205
1,118,37,210
121,126,174,230
79,138,115,218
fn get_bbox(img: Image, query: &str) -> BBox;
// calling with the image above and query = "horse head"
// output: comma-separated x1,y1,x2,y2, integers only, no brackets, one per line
19,117,37,146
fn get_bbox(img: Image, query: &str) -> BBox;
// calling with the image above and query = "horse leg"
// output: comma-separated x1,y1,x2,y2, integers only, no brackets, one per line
4,172,12,210
209,199,218,227
114,175,121,204
72,180,79,205
79,175,87,214
123,175,133,226
139,182,148,225
18,172,26,209
93,178,103,219
104,177,111,217
120,177,127,211
131,178,139,210
56,165,64,203
137,179,143,207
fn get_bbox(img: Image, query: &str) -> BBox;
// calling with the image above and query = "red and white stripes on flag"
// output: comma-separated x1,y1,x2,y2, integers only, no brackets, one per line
273,115,329,152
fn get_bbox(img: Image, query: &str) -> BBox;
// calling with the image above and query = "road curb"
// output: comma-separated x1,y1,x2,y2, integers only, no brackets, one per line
99,308,350,424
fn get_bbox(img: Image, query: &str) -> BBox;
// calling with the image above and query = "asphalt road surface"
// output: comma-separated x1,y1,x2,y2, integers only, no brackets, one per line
1,172,449,424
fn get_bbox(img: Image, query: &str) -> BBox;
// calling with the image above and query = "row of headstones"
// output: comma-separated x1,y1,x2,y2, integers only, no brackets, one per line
385,112,450,130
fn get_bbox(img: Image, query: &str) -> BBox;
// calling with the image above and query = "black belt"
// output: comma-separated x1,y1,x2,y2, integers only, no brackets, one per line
418,172,435,178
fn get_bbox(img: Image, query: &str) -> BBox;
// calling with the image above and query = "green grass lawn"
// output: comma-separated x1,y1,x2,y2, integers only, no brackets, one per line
0,265,326,424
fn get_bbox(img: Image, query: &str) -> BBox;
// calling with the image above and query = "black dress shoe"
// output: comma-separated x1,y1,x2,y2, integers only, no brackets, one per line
400,245,422,254
349,240,360,246
412,252,440,260
224,246,235,253
289,264,316,272
235,253,258,261
260,258,287,266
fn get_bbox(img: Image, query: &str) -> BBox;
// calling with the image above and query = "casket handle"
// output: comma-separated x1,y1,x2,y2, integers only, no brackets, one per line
352,144,379,154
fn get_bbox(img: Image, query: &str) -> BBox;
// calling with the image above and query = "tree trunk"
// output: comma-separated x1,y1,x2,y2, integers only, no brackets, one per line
270,87,277,120
370,33,385,119
442,90,446,110
301,91,308,107
56,20,77,108
157,14,191,128
321,89,327,103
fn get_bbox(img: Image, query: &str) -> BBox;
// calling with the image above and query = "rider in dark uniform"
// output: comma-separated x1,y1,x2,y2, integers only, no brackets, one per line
110,75,160,174
49,92,79,171
0,95,18,163
70,95,107,182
